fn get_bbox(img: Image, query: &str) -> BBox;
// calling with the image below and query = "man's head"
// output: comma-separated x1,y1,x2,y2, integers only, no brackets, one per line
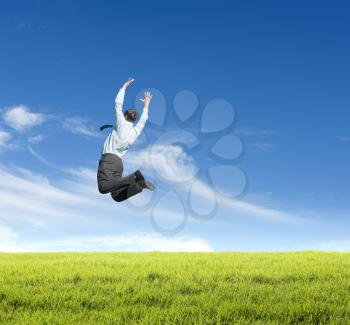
124,109,138,123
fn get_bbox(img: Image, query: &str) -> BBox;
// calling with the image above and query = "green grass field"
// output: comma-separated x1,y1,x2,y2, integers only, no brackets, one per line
0,252,349,324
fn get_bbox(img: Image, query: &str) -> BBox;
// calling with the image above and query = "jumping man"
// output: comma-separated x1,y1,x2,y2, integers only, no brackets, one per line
97,78,155,202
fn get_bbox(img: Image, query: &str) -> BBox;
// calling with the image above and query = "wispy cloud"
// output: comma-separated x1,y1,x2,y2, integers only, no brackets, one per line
125,144,198,184
301,239,350,252
335,136,350,143
235,127,276,137
2,105,44,131
0,130,13,148
125,144,304,224
0,231,212,252
235,127,277,153
191,180,303,224
0,156,206,236
27,143,305,225
27,146,61,169
0,224,19,251
249,142,276,153
0,163,112,227
27,134,44,144
32,135,308,225
62,117,100,138
28,147,97,182
0,138,307,253
0,161,212,252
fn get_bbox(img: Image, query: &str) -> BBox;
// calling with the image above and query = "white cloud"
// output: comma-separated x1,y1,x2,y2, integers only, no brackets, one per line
0,225,19,251
27,146,97,185
249,142,276,153
0,130,12,148
3,105,44,131
27,143,305,224
235,127,276,137
0,165,88,205
192,180,303,223
0,163,116,228
125,144,305,224
65,167,97,182
335,136,350,143
0,139,306,253
62,117,100,137
0,160,202,238
125,144,198,184
235,127,277,153
28,134,44,144
1,232,212,252
0,160,211,252
27,146,62,170
301,240,350,252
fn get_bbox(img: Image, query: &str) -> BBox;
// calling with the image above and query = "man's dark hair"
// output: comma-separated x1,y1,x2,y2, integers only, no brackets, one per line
124,109,138,122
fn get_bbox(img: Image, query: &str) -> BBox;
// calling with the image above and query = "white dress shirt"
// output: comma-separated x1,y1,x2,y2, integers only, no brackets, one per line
102,88,148,158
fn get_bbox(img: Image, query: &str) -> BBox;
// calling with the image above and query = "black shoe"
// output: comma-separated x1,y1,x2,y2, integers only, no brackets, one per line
134,170,145,183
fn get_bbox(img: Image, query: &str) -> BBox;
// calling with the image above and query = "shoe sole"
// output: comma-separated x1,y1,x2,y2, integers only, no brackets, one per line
145,181,155,191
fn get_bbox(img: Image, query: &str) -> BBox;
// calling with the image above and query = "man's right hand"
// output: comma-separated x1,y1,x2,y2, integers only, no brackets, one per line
122,77,134,89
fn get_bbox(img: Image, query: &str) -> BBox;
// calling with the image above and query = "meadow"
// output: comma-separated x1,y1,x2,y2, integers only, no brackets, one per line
0,252,349,324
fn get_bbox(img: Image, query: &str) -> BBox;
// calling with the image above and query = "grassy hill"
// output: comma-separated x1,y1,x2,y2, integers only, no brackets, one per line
0,252,349,324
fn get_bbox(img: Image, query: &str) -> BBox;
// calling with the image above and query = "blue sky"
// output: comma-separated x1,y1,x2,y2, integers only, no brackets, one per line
1,0,350,252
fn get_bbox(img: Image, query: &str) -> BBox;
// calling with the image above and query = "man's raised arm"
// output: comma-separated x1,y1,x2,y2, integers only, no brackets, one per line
133,91,153,138
115,78,134,128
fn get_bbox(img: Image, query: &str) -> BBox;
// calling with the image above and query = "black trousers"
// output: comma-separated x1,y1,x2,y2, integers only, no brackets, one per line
97,153,143,202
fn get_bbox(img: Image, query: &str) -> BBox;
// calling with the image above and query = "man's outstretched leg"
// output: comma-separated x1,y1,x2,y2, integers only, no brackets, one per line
111,182,143,202
111,176,156,202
